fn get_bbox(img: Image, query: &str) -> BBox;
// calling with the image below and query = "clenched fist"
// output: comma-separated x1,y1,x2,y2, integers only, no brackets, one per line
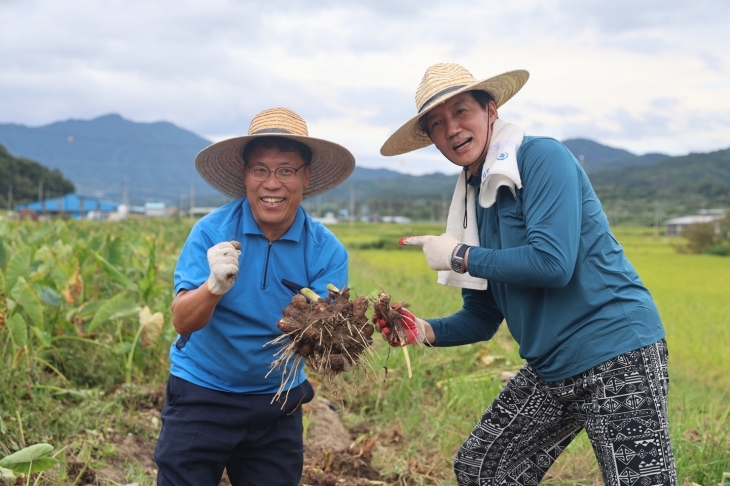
206,241,242,295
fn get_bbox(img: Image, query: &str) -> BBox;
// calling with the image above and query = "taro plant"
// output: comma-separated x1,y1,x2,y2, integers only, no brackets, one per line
0,443,58,485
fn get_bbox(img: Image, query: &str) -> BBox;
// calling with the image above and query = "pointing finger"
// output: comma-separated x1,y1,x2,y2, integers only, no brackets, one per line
399,235,434,247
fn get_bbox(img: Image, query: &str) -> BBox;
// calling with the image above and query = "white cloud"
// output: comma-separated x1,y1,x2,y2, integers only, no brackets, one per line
0,0,728,173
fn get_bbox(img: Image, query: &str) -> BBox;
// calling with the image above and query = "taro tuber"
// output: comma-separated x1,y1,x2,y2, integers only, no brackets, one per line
267,285,375,397
373,292,409,347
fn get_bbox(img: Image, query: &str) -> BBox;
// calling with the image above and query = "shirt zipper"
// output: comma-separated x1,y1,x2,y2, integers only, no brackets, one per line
262,241,273,289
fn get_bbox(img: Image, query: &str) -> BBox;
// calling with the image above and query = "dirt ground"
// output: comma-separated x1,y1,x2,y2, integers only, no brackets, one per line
58,386,391,486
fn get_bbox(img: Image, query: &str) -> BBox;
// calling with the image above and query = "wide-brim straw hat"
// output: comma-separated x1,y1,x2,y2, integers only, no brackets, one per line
195,107,356,199
381,63,529,156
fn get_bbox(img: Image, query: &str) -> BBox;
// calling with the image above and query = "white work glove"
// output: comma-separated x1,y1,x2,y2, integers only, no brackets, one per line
399,233,460,272
206,241,242,295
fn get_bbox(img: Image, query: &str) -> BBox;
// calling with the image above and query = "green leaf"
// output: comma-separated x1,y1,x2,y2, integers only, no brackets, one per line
0,443,54,470
8,314,28,348
51,264,68,292
0,237,7,270
36,285,62,306
106,236,125,267
24,456,58,473
67,300,104,321
28,224,56,244
140,239,157,302
32,327,52,348
53,220,72,244
10,277,44,330
92,251,138,291
5,246,32,294
87,293,140,331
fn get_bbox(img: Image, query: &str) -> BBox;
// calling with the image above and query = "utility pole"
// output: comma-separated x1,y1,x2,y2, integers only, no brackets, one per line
7,184,12,212
38,180,43,208
123,177,130,207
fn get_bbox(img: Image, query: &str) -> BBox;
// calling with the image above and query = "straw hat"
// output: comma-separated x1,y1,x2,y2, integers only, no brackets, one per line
380,63,529,156
195,108,355,199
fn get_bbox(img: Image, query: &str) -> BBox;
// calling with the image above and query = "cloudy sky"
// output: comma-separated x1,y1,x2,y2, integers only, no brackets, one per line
1,0,728,174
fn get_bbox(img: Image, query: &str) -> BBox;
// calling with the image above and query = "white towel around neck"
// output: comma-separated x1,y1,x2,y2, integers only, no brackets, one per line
437,119,525,290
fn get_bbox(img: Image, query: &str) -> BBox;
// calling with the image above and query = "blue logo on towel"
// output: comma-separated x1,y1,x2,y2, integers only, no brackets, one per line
497,152,508,160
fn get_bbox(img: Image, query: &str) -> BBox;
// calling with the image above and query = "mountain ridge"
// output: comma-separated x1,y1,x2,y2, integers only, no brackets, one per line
0,114,217,204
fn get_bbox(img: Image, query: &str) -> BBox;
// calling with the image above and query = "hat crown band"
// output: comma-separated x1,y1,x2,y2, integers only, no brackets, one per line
415,63,477,111
418,84,466,113
250,128,295,135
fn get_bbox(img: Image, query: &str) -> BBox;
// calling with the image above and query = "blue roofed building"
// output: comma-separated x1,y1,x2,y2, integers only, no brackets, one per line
14,194,121,220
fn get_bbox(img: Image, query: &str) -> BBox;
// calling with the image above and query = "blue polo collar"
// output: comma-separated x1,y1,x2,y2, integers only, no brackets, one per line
240,198,305,242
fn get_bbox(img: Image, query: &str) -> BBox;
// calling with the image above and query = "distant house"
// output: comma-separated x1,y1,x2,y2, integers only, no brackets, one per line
314,212,338,225
381,215,412,224
189,207,218,217
665,210,726,236
144,202,168,218
14,194,120,220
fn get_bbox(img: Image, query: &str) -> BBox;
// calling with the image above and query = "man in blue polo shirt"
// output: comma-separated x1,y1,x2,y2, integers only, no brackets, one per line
376,63,677,486
154,107,356,486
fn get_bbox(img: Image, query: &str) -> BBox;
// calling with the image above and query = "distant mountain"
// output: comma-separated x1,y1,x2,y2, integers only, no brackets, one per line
589,148,730,215
348,166,403,181
0,144,75,207
314,170,458,203
311,144,729,224
0,114,220,205
562,138,669,174
315,138,675,203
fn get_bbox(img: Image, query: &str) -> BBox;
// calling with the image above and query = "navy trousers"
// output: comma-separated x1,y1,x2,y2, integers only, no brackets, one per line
154,375,314,486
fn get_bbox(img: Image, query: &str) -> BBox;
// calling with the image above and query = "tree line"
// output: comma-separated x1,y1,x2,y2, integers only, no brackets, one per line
0,144,75,209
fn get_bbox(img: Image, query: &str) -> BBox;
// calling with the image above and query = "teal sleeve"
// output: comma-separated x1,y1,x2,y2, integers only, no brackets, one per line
467,139,582,288
428,285,504,346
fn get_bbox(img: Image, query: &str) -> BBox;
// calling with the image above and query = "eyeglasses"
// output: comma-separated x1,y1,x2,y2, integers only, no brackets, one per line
246,164,306,183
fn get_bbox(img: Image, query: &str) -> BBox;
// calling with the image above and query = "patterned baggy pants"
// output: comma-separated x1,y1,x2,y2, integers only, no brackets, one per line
453,339,677,486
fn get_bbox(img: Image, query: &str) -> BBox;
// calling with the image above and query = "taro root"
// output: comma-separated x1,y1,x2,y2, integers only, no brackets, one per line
267,284,375,398
372,292,409,347
372,292,417,379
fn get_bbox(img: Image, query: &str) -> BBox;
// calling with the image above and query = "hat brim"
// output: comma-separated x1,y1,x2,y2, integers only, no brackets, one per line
195,134,356,199
380,70,529,156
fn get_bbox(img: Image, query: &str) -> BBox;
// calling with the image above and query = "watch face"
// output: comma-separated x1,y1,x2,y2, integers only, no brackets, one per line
452,258,465,273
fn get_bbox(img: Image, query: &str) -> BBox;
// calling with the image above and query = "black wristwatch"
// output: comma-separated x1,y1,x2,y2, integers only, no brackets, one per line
452,244,470,274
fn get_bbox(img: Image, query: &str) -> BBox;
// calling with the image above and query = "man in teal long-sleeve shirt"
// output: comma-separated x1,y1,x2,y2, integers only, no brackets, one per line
376,63,677,486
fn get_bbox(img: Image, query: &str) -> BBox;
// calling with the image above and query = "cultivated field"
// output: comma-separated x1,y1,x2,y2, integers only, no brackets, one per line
0,219,728,485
